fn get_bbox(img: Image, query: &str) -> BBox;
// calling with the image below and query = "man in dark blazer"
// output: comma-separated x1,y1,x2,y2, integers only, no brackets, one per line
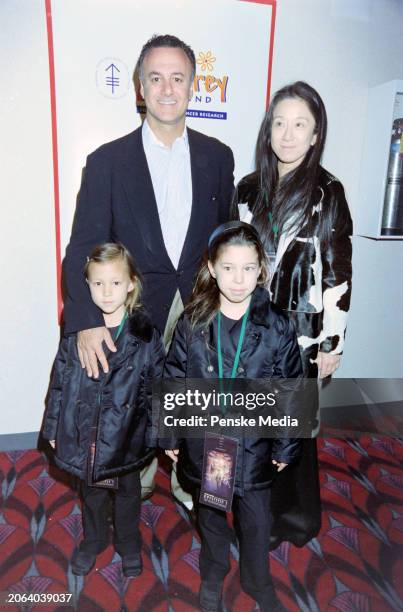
63,34,234,372
62,35,234,505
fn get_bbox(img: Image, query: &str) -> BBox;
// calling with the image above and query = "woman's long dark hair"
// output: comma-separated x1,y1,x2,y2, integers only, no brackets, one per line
185,222,268,328
252,81,329,249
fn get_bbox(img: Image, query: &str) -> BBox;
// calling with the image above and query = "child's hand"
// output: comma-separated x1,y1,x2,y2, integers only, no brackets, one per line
272,459,288,472
165,449,179,462
49,440,56,449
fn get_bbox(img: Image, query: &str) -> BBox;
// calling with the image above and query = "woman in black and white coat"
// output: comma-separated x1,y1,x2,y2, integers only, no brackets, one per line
232,81,353,547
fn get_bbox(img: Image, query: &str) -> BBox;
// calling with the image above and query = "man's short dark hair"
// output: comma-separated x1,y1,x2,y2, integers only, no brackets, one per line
137,34,196,82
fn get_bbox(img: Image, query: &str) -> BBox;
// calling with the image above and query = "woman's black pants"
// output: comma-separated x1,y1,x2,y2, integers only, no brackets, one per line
79,469,141,556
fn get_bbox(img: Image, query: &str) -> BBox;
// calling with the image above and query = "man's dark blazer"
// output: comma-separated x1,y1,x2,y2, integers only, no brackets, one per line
63,126,234,334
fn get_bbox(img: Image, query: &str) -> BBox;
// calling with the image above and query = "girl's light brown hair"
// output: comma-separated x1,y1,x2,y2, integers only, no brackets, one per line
84,243,142,314
185,222,268,328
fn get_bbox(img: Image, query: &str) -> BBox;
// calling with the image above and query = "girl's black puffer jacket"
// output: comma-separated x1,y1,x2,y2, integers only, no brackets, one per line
162,287,305,495
42,309,164,481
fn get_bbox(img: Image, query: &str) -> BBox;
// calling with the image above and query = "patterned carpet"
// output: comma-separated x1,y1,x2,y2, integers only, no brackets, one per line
1,437,402,611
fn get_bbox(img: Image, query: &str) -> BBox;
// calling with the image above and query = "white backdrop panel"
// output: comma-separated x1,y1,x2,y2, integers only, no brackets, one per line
1,0,57,435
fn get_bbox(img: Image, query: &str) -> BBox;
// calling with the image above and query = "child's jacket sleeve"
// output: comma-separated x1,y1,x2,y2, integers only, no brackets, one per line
158,316,188,450
163,316,188,379
145,328,165,448
42,336,69,441
271,317,304,464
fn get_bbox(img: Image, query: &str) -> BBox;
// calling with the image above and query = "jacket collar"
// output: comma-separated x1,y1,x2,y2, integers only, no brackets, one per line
127,308,154,343
120,128,173,269
119,126,214,273
201,287,271,361
203,286,272,346
248,286,272,328
178,128,214,269
101,308,153,372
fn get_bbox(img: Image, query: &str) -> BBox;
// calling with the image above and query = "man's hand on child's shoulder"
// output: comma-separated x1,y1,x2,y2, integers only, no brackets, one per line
77,327,116,378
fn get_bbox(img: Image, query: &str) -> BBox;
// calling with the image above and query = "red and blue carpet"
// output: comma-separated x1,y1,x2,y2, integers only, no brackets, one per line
0,437,402,611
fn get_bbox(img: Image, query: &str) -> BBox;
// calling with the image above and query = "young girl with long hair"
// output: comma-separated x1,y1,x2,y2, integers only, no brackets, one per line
162,221,302,612
42,243,164,577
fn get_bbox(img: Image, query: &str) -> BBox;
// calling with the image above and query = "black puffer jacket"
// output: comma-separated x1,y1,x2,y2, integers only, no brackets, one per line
42,310,164,480
162,287,303,494
234,166,353,355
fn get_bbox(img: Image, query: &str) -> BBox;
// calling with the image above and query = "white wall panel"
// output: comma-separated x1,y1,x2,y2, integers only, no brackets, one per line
0,0,58,434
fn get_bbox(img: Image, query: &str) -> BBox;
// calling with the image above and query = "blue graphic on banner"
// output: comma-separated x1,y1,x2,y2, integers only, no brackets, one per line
187,109,227,120
136,105,227,120
105,63,120,94
96,58,129,99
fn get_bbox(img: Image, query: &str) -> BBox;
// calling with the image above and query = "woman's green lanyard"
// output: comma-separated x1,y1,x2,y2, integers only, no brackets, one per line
268,211,279,243
216,308,249,414
264,189,280,245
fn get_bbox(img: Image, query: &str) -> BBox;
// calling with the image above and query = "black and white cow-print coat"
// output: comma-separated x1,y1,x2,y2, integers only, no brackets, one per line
234,166,353,357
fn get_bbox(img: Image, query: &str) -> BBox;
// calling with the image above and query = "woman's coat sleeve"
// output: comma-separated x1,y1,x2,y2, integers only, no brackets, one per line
320,180,353,354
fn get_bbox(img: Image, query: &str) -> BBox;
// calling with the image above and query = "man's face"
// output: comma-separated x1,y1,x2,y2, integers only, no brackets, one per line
140,46,193,132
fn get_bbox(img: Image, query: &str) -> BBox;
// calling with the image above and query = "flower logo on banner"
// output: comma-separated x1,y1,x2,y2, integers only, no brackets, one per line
188,50,229,120
197,51,216,72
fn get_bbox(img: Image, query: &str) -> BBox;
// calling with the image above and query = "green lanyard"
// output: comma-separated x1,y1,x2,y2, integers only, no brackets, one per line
264,192,279,241
97,311,127,396
115,310,128,342
268,211,279,241
95,311,127,412
217,308,249,380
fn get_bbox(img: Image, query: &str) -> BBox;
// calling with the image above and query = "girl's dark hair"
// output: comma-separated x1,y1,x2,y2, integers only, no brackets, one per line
185,222,268,328
252,81,329,249
84,242,142,314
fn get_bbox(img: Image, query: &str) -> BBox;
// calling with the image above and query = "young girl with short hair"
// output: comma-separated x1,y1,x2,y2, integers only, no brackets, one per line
162,221,302,612
42,243,164,577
